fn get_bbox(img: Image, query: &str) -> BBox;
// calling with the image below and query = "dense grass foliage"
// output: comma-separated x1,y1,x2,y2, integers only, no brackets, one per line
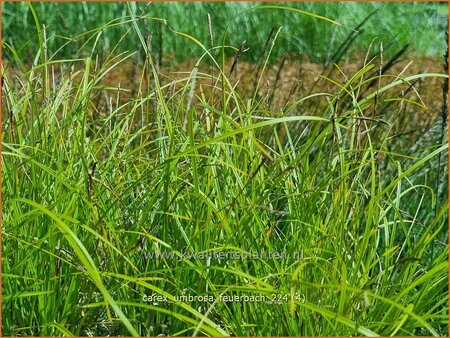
2,3,449,337
3,2,447,64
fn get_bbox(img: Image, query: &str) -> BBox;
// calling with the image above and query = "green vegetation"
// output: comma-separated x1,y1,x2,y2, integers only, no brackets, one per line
3,2,447,63
2,2,448,336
